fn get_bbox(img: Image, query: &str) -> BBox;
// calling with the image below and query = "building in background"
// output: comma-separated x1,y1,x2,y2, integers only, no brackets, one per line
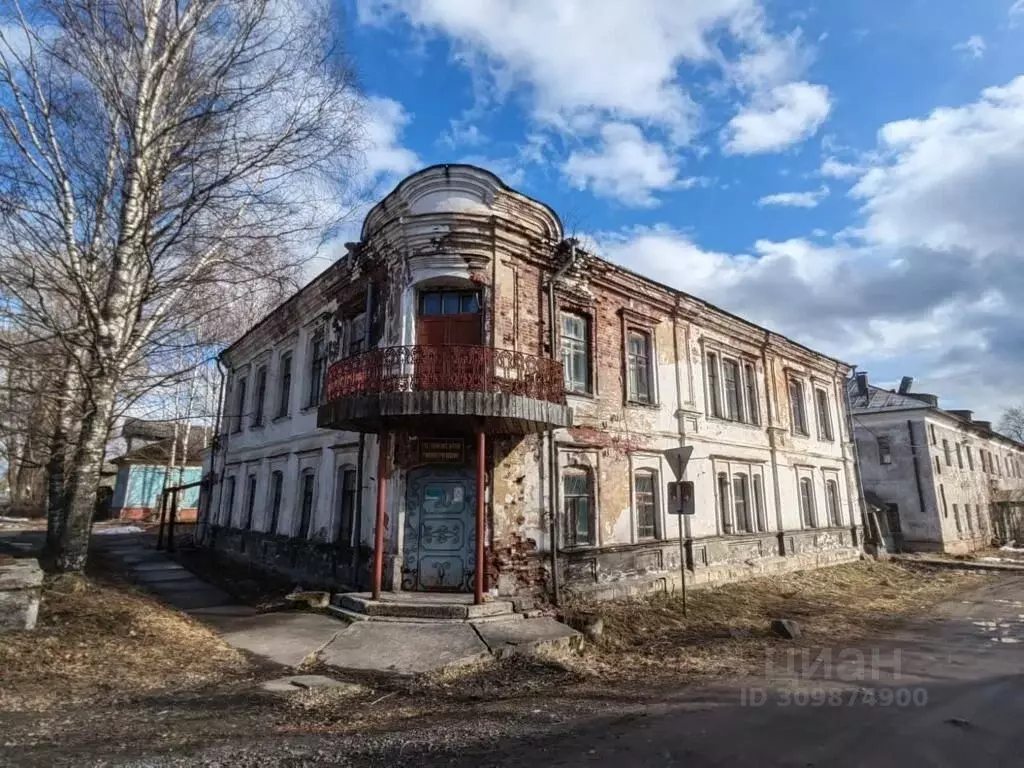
848,374,1024,554
110,420,211,521
201,165,864,603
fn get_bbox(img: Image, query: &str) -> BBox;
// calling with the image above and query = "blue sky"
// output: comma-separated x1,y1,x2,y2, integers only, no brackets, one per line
331,0,1024,420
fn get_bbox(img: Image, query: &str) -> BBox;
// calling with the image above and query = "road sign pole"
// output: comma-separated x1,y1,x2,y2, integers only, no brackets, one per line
678,510,687,617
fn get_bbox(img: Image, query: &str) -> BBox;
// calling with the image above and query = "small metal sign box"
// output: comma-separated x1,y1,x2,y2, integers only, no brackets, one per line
667,480,695,515
418,438,465,464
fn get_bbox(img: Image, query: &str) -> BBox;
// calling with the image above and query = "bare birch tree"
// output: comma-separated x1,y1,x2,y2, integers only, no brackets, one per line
999,406,1024,444
0,0,365,571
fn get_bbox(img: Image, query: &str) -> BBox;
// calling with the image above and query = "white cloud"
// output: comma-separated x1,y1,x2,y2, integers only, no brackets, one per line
362,96,421,181
562,123,683,206
757,185,829,208
722,81,831,154
820,157,864,179
953,35,986,60
1011,1,1024,21
597,76,1024,418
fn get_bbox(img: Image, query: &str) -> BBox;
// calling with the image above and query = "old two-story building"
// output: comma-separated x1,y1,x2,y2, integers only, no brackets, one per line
199,165,864,605
848,374,1024,554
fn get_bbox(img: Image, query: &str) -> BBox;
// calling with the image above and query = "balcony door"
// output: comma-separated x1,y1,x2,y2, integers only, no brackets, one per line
416,290,483,390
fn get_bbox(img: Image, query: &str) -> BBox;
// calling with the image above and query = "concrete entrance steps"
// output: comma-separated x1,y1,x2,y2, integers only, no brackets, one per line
330,591,519,623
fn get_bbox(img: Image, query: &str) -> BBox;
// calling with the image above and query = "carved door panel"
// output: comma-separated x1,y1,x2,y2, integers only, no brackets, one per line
403,466,476,591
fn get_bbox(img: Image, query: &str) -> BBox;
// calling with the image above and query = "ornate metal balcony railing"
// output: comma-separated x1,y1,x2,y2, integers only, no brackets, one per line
325,345,566,406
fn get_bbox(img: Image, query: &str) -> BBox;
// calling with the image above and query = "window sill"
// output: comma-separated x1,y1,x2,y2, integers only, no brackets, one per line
249,422,265,431
565,389,596,400
707,415,764,431
626,399,660,410
272,414,291,423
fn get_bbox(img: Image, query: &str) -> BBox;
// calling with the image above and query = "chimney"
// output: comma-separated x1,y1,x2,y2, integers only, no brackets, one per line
898,376,914,394
907,393,939,407
949,409,974,422
855,371,868,397
973,420,993,432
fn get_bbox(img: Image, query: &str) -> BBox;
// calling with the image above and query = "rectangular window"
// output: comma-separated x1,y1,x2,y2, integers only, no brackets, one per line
268,471,283,535
634,470,658,540
789,380,808,435
347,313,366,357
718,473,731,533
964,503,974,535
955,443,963,469
252,366,267,427
222,476,236,526
752,475,766,532
744,364,760,425
815,389,834,441
244,474,257,529
560,313,591,394
733,474,751,533
562,468,593,547
966,445,974,471
277,352,292,418
420,290,480,315
943,439,952,467
707,352,723,418
878,436,892,465
980,450,988,473
335,468,358,545
940,484,948,518
723,359,742,421
952,503,962,536
799,477,816,527
935,455,941,475
825,480,841,527
233,376,247,433
307,331,326,407
929,424,937,445
297,470,316,538
626,330,653,404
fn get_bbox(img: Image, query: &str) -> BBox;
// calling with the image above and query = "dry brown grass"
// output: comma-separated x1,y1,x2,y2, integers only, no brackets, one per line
563,561,990,682
0,574,256,712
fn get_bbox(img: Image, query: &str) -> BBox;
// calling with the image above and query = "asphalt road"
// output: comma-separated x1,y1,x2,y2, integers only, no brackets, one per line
441,574,1024,768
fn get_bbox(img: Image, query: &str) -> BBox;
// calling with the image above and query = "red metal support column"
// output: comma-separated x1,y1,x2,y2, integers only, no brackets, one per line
475,430,486,605
371,433,389,600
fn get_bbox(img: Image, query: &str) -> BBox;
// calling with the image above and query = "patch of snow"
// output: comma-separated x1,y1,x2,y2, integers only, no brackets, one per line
0,516,31,523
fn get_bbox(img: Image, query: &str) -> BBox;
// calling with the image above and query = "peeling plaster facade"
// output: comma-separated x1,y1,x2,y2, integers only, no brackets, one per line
849,379,1024,554
200,165,864,601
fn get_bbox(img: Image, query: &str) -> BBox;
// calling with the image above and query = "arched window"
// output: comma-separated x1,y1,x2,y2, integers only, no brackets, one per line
334,467,358,545
718,472,731,533
799,477,816,528
268,470,284,535
563,467,594,547
825,479,841,527
752,474,767,532
297,469,316,539
733,474,751,533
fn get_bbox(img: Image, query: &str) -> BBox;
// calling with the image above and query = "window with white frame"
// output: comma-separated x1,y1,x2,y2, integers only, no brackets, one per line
334,467,358,545
752,474,766,531
744,364,760,425
297,469,316,538
799,477,816,527
221,475,236,526
626,330,654,404
268,470,284,534
722,359,742,421
814,388,834,441
717,472,731,533
706,352,723,418
633,469,658,540
878,437,892,465
825,479,841,527
560,312,591,394
562,467,594,547
233,376,247,433
733,474,752,533
307,330,326,408
244,473,257,529
252,365,267,427
789,379,808,435
276,351,292,419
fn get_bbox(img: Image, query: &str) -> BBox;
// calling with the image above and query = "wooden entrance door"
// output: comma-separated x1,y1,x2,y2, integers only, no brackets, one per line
416,290,483,389
402,465,477,591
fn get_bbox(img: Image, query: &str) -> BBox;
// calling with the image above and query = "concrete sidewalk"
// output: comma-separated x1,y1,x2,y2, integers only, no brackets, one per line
93,533,347,668
94,531,582,675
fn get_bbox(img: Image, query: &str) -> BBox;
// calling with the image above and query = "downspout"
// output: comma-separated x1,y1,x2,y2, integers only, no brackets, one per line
545,239,579,607
354,432,366,581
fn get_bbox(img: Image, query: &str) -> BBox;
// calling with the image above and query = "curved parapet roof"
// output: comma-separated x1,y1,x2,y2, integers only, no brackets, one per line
360,164,563,242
